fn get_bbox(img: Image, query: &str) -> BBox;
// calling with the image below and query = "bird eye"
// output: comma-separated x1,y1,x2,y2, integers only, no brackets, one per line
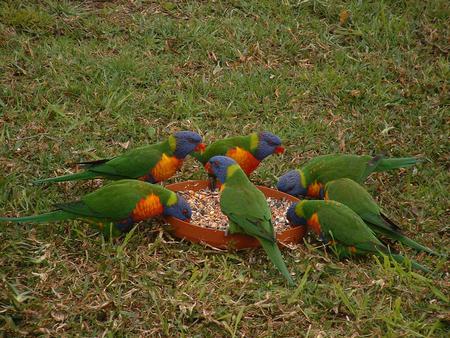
182,209,188,215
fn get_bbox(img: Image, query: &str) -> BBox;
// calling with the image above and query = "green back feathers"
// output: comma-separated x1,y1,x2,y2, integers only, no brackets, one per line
60,180,173,220
224,164,251,186
87,140,171,178
300,154,421,187
191,134,256,164
301,154,373,185
298,200,383,249
220,164,274,242
324,178,380,218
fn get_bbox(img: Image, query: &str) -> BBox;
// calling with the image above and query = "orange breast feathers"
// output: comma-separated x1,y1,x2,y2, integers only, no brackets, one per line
225,147,260,175
307,181,323,198
307,212,322,236
132,194,164,221
151,154,183,182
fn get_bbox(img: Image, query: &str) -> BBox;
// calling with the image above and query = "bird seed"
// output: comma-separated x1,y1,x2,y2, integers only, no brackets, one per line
179,189,292,233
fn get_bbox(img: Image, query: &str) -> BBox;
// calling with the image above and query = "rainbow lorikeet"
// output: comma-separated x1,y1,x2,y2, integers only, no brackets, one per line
192,132,284,187
206,156,295,286
0,180,191,238
286,200,431,273
323,178,441,256
33,131,205,184
277,154,422,198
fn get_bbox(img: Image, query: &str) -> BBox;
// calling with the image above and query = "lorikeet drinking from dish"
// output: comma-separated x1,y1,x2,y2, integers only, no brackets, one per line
286,200,431,273
0,180,191,238
206,156,295,286
322,178,441,256
277,154,422,198
191,132,284,188
33,131,205,184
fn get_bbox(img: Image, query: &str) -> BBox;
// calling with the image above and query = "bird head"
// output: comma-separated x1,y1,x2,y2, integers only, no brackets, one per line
205,156,237,184
254,131,284,160
286,202,307,227
277,170,307,197
173,131,205,159
163,194,192,221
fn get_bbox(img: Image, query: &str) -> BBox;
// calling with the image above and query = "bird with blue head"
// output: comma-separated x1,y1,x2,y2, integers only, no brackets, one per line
0,180,192,238
33,130,205,184
191,131,284,189
204,155,296,286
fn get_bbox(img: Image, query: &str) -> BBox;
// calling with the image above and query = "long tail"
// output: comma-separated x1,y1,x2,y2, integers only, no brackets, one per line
33,171,98,184
0,210,74,223
375,247,431,274
374,157,423,172
370,220,442,257
259,239,295,286
389,253,432,274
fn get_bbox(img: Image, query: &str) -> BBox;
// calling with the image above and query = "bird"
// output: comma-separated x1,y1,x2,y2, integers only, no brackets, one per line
277,153,422,198
33,131,206,184
191,132,284,189
322,178,441,256
206,155,295,286
0,179,192,238
286,200,431,273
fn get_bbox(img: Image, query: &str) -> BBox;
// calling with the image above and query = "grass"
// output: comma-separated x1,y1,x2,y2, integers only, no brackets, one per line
0,0,448,336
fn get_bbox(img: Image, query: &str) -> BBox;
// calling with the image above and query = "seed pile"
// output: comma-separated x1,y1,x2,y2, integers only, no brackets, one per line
179,189,292,233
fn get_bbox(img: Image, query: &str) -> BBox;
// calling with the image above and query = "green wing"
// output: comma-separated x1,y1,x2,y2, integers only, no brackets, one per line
195,136,251,164
87,144,166,178
325,178,400,233
58,180,160,220
317,201,383,253
303,155,372,184
220,183,275,242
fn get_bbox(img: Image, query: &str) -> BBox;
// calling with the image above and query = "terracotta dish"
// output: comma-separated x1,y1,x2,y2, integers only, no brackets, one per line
164,180,305,250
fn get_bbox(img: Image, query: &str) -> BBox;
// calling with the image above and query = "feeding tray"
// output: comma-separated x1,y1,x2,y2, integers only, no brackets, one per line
164,180,305,250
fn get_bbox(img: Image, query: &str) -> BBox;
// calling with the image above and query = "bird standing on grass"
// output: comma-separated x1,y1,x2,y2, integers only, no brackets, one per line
0,180,192,238
277,154,422,198
206,156,295,286
286,200,431,273
322,178,441,256
33,131,205,184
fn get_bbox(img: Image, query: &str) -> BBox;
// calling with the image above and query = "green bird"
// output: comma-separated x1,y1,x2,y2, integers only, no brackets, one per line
286,200,431,273
0,180,191,238
323,178,441,256
277,154,422,198
191,132,284,188
205,156,295,286
33,131,205,184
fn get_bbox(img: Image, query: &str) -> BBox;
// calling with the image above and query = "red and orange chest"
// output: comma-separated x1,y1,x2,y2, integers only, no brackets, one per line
131,194,164,221
150,154,183,182
225,147,260,175
307,181,323,198
307,212,322,236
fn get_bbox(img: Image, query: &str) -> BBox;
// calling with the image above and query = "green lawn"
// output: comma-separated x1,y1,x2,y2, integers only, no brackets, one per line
0,0,448,336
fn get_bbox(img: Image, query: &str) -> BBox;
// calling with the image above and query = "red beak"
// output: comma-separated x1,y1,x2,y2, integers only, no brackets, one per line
204,162,213,174
195,143,206,153
275,146,285,154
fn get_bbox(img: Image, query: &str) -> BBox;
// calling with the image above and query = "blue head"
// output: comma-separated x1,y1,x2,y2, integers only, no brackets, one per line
173,131,205,159
254,132,284,161
205,156,237,184
277,170,307,197
286,203,307,227
163,194,192,221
